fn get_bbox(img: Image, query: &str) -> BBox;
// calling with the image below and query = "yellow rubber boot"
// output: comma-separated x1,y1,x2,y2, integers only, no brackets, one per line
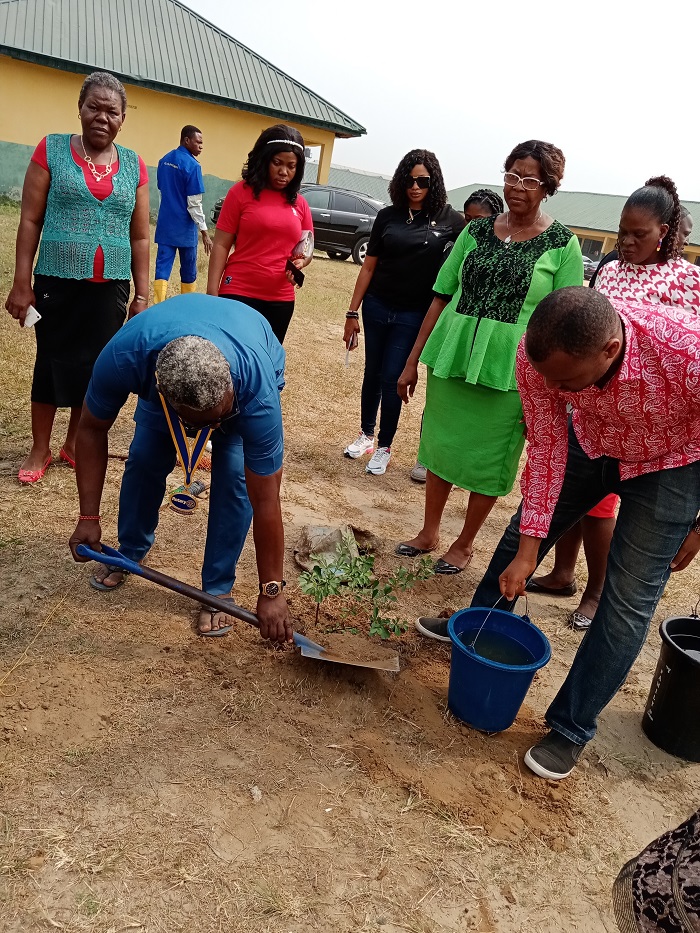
153,280,168,304
180,281,197,294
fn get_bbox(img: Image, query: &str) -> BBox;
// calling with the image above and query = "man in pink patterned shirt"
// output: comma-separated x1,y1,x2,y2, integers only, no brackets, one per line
470,286,700,780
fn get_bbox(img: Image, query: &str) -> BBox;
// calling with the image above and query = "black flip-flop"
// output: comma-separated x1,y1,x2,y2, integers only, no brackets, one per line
526,579,577,597
395,543,436,558
89,565,130,591
434,559,464,575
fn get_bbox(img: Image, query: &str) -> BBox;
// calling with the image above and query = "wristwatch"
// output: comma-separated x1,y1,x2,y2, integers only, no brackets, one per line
259,580,286,598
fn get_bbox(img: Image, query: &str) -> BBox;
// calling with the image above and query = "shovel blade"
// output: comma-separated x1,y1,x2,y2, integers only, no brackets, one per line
297,642,400,672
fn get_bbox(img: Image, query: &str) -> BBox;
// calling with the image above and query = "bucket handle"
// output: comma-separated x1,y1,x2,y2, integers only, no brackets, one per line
466,594,530,651
693,597,700,619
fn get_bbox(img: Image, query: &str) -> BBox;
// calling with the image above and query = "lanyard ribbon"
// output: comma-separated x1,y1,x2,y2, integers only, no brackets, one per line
158,393,213,490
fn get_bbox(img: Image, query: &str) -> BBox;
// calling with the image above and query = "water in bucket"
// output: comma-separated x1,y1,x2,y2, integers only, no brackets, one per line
458,629,535,666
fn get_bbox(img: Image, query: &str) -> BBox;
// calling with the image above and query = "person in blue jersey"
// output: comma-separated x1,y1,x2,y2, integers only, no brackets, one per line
68,294,291,643
153,126,213,302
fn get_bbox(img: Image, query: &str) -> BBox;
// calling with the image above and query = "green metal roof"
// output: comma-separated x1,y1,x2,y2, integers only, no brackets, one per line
305,162,390,203
449,183,700,248
0,0,366,137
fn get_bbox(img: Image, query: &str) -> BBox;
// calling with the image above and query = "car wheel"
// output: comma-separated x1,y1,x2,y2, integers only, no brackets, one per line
327,250,349,260
352,237,369,266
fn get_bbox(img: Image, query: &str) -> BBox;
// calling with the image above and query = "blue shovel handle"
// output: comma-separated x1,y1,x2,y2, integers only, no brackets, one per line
75,543,320,650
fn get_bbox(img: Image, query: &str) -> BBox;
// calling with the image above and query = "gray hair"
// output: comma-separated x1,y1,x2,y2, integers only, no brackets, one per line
79,71,127,113
156,337,233,411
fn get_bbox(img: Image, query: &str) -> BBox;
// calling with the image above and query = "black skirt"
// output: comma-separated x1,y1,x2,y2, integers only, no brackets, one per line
31,274,129,407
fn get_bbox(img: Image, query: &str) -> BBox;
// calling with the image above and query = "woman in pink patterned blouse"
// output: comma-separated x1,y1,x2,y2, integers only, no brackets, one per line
527,177,700,630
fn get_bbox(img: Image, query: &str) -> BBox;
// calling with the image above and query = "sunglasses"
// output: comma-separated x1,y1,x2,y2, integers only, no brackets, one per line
407,176,431,189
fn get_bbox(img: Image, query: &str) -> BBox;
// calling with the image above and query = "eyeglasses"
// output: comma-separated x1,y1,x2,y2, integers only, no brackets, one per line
180,399,240,433
503,172,544,191
407,176,431,189
157,383,240,433
178,405,239,434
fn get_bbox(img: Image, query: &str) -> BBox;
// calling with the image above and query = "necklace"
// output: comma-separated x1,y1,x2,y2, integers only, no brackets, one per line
406,207,423,225
79,135,116,182
503,210,542,247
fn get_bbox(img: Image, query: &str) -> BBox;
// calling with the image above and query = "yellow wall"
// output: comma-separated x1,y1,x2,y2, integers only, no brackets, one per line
0,54,336,183
569,226,617,256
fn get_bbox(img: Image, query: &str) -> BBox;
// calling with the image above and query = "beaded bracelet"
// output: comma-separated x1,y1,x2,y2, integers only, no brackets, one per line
134,295,148,302
79,515,101,522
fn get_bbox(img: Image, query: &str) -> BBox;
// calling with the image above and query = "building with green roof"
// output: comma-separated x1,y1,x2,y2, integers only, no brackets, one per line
0,0,365,213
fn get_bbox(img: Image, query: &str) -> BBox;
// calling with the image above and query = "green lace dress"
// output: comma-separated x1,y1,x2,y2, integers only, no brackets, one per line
418,215,583,495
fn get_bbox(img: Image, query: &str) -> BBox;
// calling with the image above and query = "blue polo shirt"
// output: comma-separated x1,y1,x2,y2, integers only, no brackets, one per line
85,295,286,476
155,145,205,248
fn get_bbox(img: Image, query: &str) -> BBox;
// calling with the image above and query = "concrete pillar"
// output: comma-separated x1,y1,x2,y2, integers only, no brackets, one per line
316,142,333,185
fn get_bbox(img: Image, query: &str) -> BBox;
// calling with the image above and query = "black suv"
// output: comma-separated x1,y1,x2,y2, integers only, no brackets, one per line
210,184,384,266
300,184,383,265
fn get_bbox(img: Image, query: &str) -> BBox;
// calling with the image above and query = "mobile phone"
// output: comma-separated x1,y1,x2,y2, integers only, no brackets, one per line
345,330,358,366
286,259,305,288
23,305,42,328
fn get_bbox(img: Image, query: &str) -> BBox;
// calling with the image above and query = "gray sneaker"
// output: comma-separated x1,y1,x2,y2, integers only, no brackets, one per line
414,617,451,642
524,730,585,780
410,461,427,483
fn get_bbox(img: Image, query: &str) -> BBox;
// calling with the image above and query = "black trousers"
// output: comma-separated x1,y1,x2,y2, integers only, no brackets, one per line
219,293,294,344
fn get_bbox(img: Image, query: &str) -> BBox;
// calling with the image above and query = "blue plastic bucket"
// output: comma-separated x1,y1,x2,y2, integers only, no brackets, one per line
447,607,552,733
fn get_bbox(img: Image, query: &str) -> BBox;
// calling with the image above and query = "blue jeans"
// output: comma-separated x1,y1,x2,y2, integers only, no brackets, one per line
360,293,423,449
155,244,198,284
471,422,700,745
117,423,253,595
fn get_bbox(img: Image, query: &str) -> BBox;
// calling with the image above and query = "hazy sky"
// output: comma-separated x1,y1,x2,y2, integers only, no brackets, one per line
183,0,699,200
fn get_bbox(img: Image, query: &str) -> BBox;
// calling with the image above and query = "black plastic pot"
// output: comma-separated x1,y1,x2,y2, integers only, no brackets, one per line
642,616,700,762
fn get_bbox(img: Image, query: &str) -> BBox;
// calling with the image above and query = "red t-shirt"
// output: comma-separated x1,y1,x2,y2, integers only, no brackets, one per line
32,137,149,282
216,181,313,302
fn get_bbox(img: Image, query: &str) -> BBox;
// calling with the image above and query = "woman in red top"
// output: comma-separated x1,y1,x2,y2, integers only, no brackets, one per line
5,71,150,484
206,124,313,343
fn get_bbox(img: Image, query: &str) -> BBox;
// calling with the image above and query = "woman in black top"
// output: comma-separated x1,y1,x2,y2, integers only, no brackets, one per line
343,149,464,476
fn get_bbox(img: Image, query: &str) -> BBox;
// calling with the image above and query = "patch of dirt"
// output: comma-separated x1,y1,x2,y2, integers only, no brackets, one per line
312,631,400,667
1,247,699,932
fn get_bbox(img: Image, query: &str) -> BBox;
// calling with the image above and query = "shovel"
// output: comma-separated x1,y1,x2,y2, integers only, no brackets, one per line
75,544,400,673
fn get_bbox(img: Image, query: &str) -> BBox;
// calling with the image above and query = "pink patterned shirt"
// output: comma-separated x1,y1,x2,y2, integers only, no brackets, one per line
595,258,700,312
516,300,700,538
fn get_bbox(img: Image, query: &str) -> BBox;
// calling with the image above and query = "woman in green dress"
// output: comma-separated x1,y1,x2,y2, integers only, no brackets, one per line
396,140,583,575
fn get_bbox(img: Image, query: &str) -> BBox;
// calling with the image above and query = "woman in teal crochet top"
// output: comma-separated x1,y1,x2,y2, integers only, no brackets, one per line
397,140,583,578
5,71,150,484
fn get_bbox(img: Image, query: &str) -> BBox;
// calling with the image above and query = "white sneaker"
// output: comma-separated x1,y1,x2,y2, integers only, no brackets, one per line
344,432,375,459
366,446,391,475
410,461,427,483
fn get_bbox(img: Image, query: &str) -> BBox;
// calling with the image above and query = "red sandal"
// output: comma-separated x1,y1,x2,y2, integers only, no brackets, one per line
59,448,76,469
18,454,52,484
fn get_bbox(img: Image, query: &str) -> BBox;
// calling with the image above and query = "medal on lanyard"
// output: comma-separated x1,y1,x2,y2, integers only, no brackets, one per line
158,391,213,515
